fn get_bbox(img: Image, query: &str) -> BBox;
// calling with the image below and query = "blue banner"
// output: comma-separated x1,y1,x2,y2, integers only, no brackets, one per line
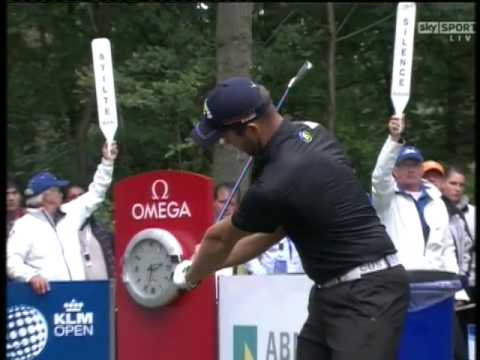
6,281,112,360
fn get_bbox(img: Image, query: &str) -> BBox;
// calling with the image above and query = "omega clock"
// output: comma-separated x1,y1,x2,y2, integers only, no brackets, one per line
122,228,184,308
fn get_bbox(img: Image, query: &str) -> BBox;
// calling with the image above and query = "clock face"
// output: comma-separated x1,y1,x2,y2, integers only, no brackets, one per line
122,229,183,308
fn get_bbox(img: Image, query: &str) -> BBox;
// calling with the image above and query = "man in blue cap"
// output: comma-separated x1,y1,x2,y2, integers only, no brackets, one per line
7,143,118,295
176,78,410,360
371,115,457,273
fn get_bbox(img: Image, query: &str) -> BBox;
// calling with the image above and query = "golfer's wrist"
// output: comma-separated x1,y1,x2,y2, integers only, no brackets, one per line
185,272,200,289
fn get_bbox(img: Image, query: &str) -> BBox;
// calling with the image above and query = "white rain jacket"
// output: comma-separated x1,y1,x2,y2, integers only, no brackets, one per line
462,201,476,286
371,136,458,272
7,158,114,282
454,196,476,287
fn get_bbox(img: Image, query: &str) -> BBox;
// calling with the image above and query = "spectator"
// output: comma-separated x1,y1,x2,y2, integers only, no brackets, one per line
213,182,241,276
422,161,475,289
440,165,475,360
371,115,458,273
64,185,115,280
442,165,476,291
244,236,304,274
422,160,445,190
422,161,473,359
422,161,470,289
7,179,25,235
7,143,118,295
214,182,240,220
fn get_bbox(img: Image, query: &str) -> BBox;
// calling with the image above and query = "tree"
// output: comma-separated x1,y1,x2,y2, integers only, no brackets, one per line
212,3,255,199
7,3,475,201
326,3,336,132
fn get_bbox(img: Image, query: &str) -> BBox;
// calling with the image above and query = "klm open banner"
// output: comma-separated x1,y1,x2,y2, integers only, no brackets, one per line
6,281,113,360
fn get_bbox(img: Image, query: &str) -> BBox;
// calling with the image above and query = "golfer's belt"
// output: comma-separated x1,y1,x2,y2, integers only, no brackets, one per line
316,254,400,289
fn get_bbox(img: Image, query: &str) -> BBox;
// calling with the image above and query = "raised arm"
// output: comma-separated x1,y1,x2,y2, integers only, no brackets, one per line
62,143,118,227
371,116,405,210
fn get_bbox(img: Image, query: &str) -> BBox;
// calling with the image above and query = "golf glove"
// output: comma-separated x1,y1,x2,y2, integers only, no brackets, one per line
173,260,199,291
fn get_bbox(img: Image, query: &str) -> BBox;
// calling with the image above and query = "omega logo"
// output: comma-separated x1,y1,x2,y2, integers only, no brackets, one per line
151,179,169,200
131,179,192,220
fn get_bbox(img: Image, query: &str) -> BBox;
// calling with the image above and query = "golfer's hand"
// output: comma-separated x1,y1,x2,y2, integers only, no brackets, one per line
173,260,199,291
29,275,50,295
191,244,201,262
102,142,118,161
388,114,405,142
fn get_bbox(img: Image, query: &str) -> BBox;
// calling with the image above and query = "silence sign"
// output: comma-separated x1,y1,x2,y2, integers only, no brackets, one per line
91,38,118,147
390,2,417,117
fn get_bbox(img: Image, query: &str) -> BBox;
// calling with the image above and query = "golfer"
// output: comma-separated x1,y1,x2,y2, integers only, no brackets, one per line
174,77,410,360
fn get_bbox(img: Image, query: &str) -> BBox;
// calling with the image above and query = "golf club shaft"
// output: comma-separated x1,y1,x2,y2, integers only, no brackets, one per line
216,62,312,222
276,61,312,112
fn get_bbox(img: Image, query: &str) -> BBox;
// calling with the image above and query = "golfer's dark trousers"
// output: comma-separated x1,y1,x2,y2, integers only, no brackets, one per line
297,265,410,360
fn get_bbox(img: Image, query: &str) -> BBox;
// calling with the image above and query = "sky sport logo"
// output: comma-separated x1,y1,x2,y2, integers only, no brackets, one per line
234,325,257,360
417,21,475,42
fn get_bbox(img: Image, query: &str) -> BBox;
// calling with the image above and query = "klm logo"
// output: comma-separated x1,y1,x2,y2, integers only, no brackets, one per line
234,326,257,360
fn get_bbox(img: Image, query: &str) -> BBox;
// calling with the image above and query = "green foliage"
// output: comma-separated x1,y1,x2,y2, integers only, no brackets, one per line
8,3,475,201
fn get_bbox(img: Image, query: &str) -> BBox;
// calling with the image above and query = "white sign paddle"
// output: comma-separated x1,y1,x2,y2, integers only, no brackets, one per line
390,3,416,122
91,38,118,154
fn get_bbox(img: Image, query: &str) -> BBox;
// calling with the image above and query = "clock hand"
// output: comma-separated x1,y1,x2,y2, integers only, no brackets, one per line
146,265,153,283
151,263,164,271
148,263,165,284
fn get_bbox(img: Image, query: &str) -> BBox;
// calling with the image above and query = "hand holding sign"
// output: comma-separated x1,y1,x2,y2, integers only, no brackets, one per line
102,142,118,162
29,275,50,295
390,3,416,131
388,115,405,142
91,38,118,156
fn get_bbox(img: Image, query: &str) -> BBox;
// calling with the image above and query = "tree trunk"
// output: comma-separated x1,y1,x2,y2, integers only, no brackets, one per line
213,3,254,197
326,3,336,133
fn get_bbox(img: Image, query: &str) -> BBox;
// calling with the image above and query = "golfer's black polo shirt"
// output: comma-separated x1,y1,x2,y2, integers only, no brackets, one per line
232,120,397,284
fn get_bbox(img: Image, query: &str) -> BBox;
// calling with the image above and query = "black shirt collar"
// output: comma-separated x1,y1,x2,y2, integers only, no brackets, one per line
256,119,293,167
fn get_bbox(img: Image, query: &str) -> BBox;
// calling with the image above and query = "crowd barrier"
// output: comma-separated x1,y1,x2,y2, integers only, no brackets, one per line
218,272,472,360
6,273,474,360
6,281,114,360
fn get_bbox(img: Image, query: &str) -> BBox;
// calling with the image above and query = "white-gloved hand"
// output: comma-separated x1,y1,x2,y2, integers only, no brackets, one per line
172,260,199,291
